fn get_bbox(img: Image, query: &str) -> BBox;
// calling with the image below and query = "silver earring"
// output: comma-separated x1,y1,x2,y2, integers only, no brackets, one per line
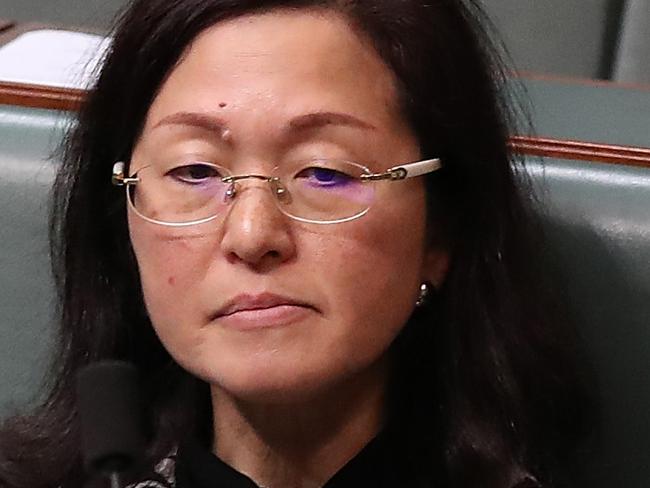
415,282,430,307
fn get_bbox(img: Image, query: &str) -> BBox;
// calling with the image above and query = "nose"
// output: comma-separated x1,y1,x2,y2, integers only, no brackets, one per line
219,181,296,269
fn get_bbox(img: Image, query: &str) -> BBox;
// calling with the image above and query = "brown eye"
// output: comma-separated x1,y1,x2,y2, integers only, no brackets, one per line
167,163,224,184
295,166,355,188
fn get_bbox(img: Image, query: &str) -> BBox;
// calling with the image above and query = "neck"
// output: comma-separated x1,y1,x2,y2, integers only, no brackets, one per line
210,360,387,488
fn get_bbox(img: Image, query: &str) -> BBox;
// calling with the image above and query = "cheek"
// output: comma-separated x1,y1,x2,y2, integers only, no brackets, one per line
314,196,427,356
128,217,215,346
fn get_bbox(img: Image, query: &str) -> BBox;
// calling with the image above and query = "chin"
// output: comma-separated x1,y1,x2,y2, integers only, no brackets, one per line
197,357,355,405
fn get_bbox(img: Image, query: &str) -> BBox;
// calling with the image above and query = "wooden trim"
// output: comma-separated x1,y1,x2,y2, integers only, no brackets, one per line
0,24,104,110
0,81,649,168
0,19,16,34
509,136,650,168
0,82,84,111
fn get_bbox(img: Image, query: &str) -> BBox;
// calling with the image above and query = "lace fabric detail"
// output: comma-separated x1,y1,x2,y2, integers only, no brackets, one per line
128,482,170,488
126,451,177,488
154,454,177,485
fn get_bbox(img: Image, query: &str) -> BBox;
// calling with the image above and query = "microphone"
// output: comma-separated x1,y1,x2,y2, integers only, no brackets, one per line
75,361,145,488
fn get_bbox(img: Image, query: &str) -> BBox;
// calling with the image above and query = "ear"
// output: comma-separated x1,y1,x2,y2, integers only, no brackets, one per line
422,246,450,290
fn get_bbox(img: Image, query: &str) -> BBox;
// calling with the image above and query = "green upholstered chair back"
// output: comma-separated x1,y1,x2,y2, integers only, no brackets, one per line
527,158,650,487
1,103,649,486
0,104,66,415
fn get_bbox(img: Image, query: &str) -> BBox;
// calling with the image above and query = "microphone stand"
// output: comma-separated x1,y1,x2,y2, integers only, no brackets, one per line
76,361,145,488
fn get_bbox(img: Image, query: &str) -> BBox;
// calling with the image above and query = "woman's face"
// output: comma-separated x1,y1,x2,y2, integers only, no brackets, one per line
129,9,445,402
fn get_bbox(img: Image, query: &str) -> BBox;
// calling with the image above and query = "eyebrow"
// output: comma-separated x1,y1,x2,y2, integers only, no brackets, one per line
151,110,376,139
287,111,376,133
153,112,229,136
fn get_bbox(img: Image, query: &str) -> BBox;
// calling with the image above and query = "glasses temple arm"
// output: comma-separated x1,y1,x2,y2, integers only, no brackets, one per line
391,158,441,179
362,158,442,181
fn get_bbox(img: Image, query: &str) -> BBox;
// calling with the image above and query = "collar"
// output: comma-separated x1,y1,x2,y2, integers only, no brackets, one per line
174,432,419,488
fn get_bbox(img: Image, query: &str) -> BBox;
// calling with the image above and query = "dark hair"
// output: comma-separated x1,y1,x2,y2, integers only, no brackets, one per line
0,1,592,487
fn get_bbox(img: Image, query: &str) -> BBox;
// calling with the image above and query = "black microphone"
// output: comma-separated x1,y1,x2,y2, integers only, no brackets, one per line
76,361,145,487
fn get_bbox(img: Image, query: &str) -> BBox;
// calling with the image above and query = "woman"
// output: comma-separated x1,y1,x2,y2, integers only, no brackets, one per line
0,1,592,487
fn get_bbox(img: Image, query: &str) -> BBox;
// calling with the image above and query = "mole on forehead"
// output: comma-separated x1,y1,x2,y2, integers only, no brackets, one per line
218,102,232,141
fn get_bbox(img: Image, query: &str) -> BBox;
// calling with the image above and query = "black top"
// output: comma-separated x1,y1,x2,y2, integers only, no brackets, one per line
175,433,432,487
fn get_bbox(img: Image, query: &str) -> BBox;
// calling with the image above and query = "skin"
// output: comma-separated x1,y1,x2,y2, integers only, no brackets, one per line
129,8,448,488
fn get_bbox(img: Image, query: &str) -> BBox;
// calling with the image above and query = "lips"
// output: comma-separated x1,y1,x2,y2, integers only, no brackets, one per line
209,292,316,331
212,292,315,320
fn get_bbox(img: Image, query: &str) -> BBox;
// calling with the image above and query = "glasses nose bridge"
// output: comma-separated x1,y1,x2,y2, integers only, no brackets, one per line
224,172,284,200
225,173,270,183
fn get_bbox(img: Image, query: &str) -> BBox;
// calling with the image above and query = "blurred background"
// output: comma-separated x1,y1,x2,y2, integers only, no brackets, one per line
1,0,649,83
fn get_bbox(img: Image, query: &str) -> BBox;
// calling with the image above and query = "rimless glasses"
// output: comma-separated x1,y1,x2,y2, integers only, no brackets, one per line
112,157,441,226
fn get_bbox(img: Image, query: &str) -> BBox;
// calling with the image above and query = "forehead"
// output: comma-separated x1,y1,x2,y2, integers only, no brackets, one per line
143,8,403,134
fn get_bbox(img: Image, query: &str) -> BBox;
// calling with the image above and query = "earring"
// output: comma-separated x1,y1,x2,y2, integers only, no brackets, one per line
415,282,431,307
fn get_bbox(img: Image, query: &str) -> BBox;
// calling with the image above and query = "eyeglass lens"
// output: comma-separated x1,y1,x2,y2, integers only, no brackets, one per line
128,159,376,225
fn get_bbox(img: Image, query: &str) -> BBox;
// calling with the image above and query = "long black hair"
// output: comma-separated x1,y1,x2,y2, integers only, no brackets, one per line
0,1,592,487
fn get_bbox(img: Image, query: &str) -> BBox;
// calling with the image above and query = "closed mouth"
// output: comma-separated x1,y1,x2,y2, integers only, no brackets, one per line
212,292,315,320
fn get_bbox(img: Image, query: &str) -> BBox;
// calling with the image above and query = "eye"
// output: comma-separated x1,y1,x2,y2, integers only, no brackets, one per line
167,163,224,184
295,166,355,187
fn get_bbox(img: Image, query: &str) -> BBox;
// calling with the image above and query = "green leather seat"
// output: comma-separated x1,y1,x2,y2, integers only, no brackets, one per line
0,104,67,415
1,103,649,487
515,82,650,488
527,158,650,487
